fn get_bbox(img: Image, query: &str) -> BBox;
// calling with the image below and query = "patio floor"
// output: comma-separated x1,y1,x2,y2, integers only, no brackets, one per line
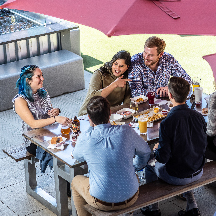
0,71,216,216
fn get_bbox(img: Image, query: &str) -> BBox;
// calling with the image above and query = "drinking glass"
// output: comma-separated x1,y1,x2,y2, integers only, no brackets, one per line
147,91,155,105
61,125,70,135
130,101,138,113
138,116,148,135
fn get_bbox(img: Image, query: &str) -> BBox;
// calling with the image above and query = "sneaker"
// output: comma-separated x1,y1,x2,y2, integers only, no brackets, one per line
141,207,161,216
178,194,187,201
178,208,201,216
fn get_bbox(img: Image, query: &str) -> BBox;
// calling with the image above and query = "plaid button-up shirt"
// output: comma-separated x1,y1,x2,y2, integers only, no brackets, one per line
128,52,191,97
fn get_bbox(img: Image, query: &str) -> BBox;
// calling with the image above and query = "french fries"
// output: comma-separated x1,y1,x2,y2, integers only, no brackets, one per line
147,113,165,122
112,121,117,125
136,98,144,103
134,111,150,118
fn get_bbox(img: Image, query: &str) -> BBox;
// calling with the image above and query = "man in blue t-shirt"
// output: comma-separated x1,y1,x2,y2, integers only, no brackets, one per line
71,96,151,215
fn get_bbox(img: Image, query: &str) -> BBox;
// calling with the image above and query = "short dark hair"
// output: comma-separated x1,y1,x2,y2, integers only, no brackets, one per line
145,36,166,55
87,96,110,125
168,77,190,103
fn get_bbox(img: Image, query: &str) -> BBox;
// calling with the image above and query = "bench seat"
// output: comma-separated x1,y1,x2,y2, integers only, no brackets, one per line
84,161,216,216
3,145,34,162
0,49,84,111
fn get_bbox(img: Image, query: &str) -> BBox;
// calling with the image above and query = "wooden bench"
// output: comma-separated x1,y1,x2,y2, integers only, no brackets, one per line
84,161,216,216
3,145,34,162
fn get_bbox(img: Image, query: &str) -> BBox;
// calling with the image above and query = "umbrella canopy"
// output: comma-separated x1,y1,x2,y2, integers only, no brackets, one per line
203,54,216,81
1,0,216,37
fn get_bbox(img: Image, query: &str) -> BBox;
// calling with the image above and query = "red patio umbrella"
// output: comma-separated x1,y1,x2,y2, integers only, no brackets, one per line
203,54,216,81
1,0,216,37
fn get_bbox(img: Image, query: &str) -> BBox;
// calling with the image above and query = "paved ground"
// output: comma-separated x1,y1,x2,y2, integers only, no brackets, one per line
0,71,216,216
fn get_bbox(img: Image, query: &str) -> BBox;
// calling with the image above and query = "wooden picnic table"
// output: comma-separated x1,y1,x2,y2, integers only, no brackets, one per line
23,122,90,216
123,93,208,145
22,93,208,216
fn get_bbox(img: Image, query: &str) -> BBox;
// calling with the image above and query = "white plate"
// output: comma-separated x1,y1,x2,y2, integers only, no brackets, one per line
110,113,122,121
131,95,148,104
116,108,135,119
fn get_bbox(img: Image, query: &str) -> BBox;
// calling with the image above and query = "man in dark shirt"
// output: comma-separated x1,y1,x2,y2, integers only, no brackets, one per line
142,77,207,216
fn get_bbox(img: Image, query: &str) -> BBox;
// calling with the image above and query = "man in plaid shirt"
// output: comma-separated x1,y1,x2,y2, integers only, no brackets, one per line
128,36,191,98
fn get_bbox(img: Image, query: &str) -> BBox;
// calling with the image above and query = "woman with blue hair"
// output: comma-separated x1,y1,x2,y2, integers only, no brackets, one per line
12,65,70,157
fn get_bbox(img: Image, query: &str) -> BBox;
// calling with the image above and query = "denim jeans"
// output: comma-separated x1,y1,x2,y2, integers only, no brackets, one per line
145,161,203,211
145,162,203,186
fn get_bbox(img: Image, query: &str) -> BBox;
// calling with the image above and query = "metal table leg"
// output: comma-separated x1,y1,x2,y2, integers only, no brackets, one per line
53,157,88,216
53,157,70,216
24,157,58,215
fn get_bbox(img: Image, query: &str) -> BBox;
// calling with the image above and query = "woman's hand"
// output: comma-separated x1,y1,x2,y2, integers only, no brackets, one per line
113,75,132,88
48,108,60,117
101,75,131,98
14,97,71,128
55,116,72,126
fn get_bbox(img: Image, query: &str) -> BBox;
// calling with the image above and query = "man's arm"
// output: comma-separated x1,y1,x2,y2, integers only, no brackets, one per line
128,54,146,97
132,129,151,171
154,122,172,163
73,126,94,162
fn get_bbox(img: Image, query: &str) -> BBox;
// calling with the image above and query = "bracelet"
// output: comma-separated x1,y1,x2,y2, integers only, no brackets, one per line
54,116,56,122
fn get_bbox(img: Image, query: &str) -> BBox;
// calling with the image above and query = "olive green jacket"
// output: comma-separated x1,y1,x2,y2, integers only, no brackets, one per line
78,69,131,116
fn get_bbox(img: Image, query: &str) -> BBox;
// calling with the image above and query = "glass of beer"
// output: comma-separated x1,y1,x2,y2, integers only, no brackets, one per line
154,107,159,113
138,116,148,135
61,125,70,135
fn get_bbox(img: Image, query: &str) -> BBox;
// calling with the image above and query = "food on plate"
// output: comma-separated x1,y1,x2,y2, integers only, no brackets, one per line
51,136,63,144
147,113,165,122
121,111,132,117
111,121,117,125
202,108,208,114
136,98,144,103
134,111,150,119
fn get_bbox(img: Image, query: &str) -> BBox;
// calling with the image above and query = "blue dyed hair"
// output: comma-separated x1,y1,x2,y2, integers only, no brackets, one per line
16,65,47,102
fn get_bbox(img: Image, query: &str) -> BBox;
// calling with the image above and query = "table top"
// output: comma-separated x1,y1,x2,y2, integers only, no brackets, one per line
23,93,209,167
23,122,89,168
